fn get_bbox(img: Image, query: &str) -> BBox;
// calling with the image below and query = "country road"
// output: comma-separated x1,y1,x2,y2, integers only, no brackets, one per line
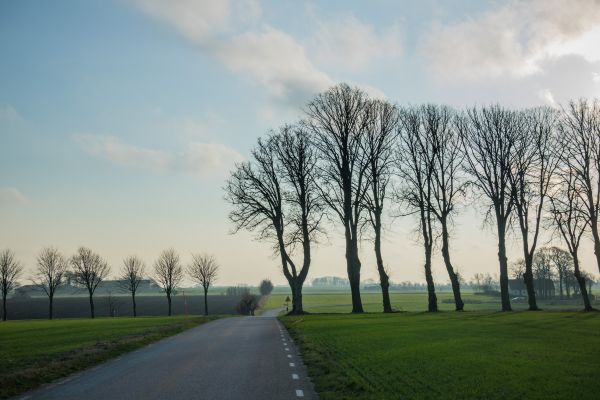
18,310,317,400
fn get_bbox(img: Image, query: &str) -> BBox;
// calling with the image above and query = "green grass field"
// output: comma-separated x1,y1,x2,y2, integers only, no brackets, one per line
282,311,600,399
0,316,218,399
265,290,597,313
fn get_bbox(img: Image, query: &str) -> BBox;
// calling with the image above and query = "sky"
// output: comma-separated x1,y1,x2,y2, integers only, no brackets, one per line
1,0,600,286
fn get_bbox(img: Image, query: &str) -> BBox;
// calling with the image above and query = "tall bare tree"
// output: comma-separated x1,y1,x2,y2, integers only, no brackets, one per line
34,247,68,319
549,166,594,310
458,105,523,311
397,106,438,312
306,83,370,313
120,256,145,317
71,246,109,318
425,104,466,311
361,99,398,312
226,126,321,314
509,107,559,310
154,248,183,316
0,249,22,321
188,253,219,315
558,99,600,274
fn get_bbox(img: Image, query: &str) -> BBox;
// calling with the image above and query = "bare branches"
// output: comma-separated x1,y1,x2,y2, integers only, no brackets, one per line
120,256,145,295
188,253,219,291
154,248,183,316
1,249,23,321
34,247,68,319
71,246,110,318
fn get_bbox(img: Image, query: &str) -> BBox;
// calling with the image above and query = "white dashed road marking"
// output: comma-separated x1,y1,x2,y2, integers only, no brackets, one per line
292,373,299,380
296,389,304,397
289,362,295,367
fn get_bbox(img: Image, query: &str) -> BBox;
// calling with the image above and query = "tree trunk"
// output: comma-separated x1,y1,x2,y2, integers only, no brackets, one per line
574,255,593,311
346,227,363,313
559,271,564,300
49,295,53,320
204,287,209,316
292,280,304,314
374,215,392,313
591,217,600,274
424,244,438,312
89,293,95,318
440,219,463,311
167,293,172,316
132,293,137,317
497,220,512,311
2,293,6,321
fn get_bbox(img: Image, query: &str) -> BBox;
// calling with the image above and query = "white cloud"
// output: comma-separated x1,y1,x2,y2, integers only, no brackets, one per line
310,16,403,72
75,134,242,177
538,88,558,108
216,27,333,106
0,104,21,121
133,0,333,107
593,72,600,83
0,187,27,204
423,0,600,81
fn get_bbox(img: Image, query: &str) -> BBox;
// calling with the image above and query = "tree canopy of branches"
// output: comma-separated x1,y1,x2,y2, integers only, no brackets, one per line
458,105,523,311
509,107,559,310
34,247,68,319
259,279,274,296
188,253,219,315
306,83,370,313
120,256,145,317
361,99,398,312
558,99,600,274
225,124,322,314
154,248,183,316
0,249,23,321
71,246,109,318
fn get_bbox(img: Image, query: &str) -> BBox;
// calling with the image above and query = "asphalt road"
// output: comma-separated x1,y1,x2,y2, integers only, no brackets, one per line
18,310,317,400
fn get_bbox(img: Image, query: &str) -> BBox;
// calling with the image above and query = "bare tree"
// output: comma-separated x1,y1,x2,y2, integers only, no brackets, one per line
259,279,274,296
361,99,398,312
549,167,594,310
154,248,183,316
71,246,110,318
188,253,219,315
0,249,23,321
120,256,145,317
34,247,68,319
558,99,600,274
306,83,371,313
425,104,466,311
509,107,559,310
397,106,438,312
458,105,523,311
509,259,526,279
547,247,572,300
225,125,321,315
273,125,323,314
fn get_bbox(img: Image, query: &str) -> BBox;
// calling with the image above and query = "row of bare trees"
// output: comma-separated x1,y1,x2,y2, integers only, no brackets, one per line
226,83,600,313
0,247,219,320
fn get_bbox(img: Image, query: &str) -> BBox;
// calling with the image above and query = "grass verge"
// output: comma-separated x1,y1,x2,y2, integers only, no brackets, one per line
0,315,219,399
281,312,600,400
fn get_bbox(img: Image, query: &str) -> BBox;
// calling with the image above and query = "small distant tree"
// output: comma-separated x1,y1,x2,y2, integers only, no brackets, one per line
188,253,219,315
509,259,526,280
120,256,145,317
154,248,183,316
0,249,23,321
238,293,259,316
259,279,274,296
34,247,68,319
71,246,110,319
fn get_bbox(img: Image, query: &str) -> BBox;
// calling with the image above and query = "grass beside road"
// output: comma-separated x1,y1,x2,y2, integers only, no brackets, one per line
282,312,600,400
0,315,219,399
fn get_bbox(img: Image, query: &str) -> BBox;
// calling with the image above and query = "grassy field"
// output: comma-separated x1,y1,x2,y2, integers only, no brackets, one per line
282,311,600,399
265,290,597,313
0,316,219,398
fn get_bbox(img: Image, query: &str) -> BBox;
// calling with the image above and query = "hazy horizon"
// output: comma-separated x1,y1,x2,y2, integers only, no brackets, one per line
2,0,600,286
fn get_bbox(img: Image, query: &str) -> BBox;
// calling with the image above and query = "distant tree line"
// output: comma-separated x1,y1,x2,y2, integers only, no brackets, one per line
0,247,221,321
226,83,600,313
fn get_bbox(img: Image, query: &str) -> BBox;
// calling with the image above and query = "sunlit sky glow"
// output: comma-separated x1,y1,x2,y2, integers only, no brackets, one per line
1,0,600,285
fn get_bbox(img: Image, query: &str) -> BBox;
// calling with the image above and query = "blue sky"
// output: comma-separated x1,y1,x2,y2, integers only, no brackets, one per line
2,0,600,285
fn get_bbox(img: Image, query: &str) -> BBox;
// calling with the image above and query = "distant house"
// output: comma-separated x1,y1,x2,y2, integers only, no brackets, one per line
508,278,556,298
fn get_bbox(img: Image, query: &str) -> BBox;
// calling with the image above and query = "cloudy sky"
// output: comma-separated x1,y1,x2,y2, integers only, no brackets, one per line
1,0,600,285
